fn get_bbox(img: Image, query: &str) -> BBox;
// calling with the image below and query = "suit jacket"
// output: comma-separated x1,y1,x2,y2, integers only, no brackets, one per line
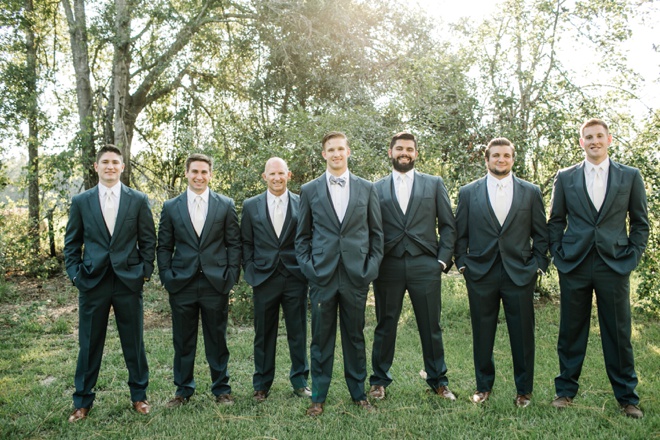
455,175,549,286
241,191,305,286
548,160,648,275
375,171,456,271
157,190,242,294
64,184,156,293
295,173,384,287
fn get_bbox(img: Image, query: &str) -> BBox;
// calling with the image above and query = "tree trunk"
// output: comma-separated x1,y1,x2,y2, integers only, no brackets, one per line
113,0,134,186
62,0,97,189
25,0,40,252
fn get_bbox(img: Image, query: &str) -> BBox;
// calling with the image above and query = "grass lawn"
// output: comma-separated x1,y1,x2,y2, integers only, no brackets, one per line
0,272,658,439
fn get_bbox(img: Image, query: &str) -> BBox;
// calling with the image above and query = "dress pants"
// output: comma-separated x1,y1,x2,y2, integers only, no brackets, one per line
371,253,448,390
309,264,368,403
555,249,638,405
169,272,231,398
73,268,148,409
252,271,309,392
465,258,536,395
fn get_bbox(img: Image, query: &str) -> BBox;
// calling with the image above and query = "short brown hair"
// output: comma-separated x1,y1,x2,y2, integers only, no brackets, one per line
95,145,123,163
485,138,516,159
580,118,609,137
390,131,417,150
185,153,213,172
321,131,348,150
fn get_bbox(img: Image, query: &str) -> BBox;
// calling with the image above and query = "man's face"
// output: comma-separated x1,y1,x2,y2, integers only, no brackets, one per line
322,137,351,175
486,145,514,178
262,159,291,197
388,139,418,173
185,160,212,194
580,124,611,165
94,152,125,187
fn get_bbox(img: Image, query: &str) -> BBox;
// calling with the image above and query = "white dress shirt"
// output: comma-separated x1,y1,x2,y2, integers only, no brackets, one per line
487,173,513,225
584,158,610,210
267,189,289,235
326,170,350,222
393,169,415,213
187,187,209,232
99,182,121,234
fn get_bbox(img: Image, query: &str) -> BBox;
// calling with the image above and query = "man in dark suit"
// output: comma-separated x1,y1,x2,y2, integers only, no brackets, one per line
548,119,648,419
241,157,310,402
157,153,241,407
296,131,384,416
64,145,156,422
454,138,549,408
368,132,457,401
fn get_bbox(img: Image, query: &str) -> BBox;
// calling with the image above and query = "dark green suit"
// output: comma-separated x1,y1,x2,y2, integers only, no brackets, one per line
370,172,456,391
296,173,383,403
241,190,309,392
455,175,548,395
548,160,648,405
157,190,241,398
64,184,156,409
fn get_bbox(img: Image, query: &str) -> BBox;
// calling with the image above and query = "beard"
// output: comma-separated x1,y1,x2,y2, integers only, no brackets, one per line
392,156,415,173
487,164,511,177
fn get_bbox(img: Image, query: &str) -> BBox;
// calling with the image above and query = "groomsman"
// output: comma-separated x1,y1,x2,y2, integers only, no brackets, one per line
64,145,156,421
158,153,241,407
296,131,384,416
548,119,648,418
241,157,311,402
455,138,548,407
369,132,457,401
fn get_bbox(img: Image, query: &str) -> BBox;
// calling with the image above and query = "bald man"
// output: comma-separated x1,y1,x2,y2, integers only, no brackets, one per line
241,158,311,402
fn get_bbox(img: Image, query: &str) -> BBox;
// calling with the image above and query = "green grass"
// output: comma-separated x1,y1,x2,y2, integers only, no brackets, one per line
0,274,658,439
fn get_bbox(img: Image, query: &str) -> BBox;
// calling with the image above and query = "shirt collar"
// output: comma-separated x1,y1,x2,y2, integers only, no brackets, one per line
187,187,209,203
267,189,289,205
326,169,350,184
99,182,121,196
487,172,513,187
392,169,415,181
584,157,610,173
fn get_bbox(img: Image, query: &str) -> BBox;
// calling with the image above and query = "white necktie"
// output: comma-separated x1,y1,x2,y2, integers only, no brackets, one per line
592,167,605,211
397,174,409,214
192,195,205,237
104,191,117,236
494,182,508,226
273,197,284,238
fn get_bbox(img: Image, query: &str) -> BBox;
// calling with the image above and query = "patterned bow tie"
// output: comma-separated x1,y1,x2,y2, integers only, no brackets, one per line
329,175,346,187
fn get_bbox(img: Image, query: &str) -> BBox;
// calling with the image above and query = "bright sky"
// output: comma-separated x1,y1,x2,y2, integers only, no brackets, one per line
415,0,660,114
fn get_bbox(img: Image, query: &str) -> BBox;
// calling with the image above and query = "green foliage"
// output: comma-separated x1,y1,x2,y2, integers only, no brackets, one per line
0,203,62,278
229,278,254,327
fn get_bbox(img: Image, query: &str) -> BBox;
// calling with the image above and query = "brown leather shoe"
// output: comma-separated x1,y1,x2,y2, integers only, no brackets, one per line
215,394,235,405
471,391,491,404
551,395,573,409
515,394,532,408
354,400,375,412
166,395,189,409
306,402,324,417
68,407,90,423
253,390,269,402
621,404,643,419
293,387,312,398
369,385,386,400
133,400,150,415
432,385,457,401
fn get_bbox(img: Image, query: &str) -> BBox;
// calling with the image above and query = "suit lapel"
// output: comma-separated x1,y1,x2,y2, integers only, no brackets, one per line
500,176,523,233
110,184,132,243
382,175,406,226
258,192,279,242
597,160,621,222
315,175,341,229
571,162,593,216
201,192,221,245
476,177,500,233
341,173,360,229
405,171,423,220
279,193,295,241
176,193,199,243
86,186,110,241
